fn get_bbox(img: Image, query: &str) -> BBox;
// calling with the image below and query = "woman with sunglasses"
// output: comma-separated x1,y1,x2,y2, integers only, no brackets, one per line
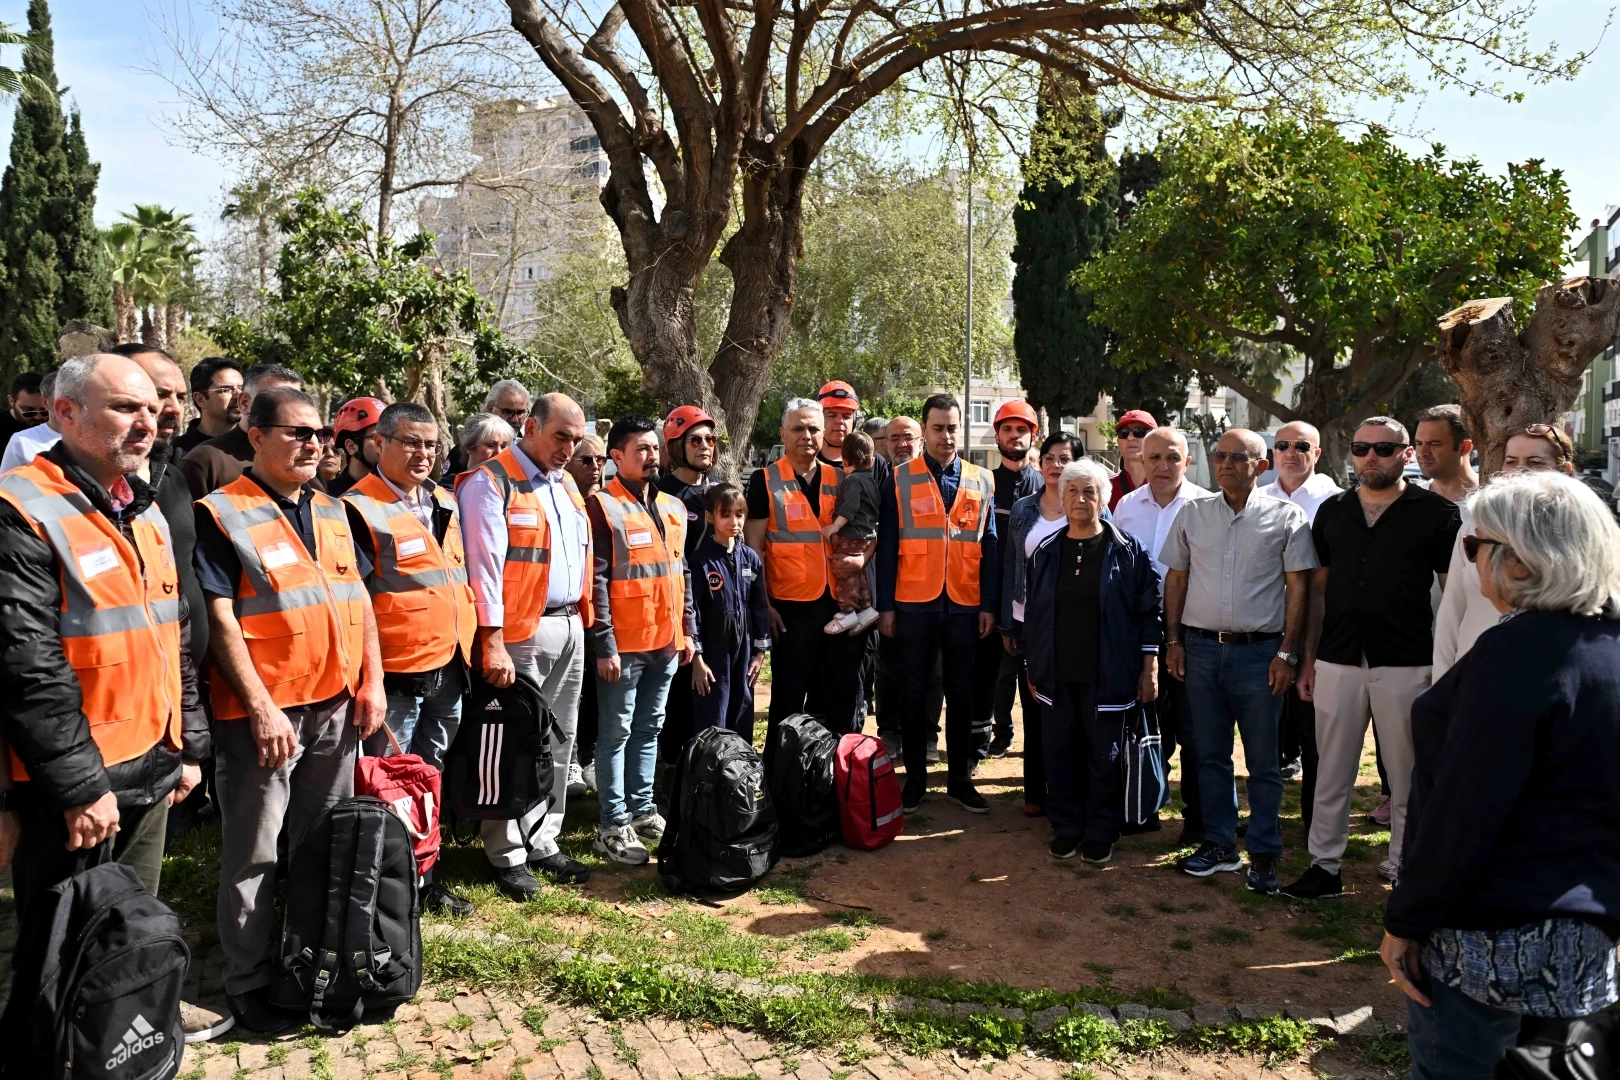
1432,424,1576,680
1383,470,1620,1080
1108,409,1156,510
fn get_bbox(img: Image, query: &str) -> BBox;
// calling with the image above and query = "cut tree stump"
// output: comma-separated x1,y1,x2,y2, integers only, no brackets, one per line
1437,277,1620,478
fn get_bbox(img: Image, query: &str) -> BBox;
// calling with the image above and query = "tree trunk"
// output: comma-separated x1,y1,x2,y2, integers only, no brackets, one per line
140,307,161,348
1437,277,1620,478
611,258,714,411
112,283,137,344
164,304,185,349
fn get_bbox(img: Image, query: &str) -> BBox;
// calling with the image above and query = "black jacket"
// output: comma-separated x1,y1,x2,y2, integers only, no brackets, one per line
148,441,208,664
1387,609,1620,940
0,443,209,812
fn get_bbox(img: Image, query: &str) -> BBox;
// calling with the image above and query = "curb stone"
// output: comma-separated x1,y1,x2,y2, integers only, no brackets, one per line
1115,1004,1150,1022
1076,1003,1117,1027
1147,1008,1194,1033
1236,1004,1279,1021
1030,1006,1070,1032
1191,1005,1236,1027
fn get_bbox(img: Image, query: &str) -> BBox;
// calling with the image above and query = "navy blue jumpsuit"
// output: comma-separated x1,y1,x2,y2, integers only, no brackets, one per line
691,536,772,740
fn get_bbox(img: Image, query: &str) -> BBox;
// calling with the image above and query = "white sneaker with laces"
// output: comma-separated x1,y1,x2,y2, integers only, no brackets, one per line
630,811,667,843
566,761,586,798
594,824,649,865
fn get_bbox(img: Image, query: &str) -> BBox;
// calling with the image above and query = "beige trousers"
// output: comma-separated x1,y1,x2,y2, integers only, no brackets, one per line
1307,660,1429,875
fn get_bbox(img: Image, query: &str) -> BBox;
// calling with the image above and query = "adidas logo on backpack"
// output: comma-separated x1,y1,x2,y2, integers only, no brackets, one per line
106,1013,165,1071
485,699,503,710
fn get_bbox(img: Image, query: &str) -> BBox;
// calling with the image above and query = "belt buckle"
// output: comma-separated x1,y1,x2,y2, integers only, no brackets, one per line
1216,630,1235,644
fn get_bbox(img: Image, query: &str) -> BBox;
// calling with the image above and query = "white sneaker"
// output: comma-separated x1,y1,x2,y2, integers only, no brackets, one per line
582,761,596,792
851,607,880,632
925,740,940,763
630,811,667,843
594,824,649,865
566,761,586,798
823,610,862,634
180,1000,236,1044
1378,859,1399,883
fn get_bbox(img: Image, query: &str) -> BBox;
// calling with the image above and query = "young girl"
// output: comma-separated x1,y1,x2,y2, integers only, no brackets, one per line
821,430,880,633
690,484,771,739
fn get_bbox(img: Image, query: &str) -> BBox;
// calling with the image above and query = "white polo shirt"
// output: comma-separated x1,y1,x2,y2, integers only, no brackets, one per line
1111,479,1215,596
1259,471,1341,525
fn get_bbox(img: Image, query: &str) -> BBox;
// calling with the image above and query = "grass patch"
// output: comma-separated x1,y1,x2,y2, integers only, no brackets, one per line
1364,1032,1410,1066
622,877,669,902
924,927,948,942
444,1013,474,1032
1195,1016,1317,1066
753,866,818,905
1208,927,1250,945
795,927,856,959
1170,937,1193,951
825,909,886,929
521,1006,549,1034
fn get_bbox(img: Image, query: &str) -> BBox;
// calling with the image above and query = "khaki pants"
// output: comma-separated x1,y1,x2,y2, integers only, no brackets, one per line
1307,661,1428,874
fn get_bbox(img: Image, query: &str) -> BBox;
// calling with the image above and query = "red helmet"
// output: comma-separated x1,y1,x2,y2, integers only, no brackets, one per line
663,405,715,443
333,397,387,439
993,400,1039,432
815,380,860,413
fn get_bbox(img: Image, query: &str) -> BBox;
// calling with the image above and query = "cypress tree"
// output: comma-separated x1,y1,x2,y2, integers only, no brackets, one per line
60,110,111,328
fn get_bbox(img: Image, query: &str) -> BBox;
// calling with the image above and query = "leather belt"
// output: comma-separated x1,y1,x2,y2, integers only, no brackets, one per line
1184,626,1282,645
544,603,580,617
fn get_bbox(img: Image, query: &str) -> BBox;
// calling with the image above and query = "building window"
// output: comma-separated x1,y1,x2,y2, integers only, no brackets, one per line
570,135,602,153
971,399,991,425
524,267,534,280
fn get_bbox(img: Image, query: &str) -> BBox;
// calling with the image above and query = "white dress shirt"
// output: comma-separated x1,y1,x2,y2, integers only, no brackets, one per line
1111,479,1215,596
378,471,437,532
1,422,59,472
1259,471,1341,525
457,442,589,634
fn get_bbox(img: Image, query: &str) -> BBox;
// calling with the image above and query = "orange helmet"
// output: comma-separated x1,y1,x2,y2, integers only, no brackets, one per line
993,400,1039,432
333,396,386,440
664,405,715,443
815,380,860,413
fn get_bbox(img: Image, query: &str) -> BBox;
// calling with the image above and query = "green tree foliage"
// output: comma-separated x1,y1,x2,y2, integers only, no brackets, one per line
1079,121,1574,468
0,0,109,377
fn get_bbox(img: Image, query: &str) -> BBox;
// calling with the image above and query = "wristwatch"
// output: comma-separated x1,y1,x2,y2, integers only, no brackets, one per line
1277,651,1299,667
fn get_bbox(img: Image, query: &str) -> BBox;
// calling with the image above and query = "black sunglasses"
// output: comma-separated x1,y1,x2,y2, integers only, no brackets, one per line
266,424,335,444
1350,441,1407,458
1273,440,1314,453
1117,426,1152,440
1462,535,1505,562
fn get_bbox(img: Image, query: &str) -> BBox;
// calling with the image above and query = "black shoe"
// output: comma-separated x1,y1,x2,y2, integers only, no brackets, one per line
945,785,989,814
1049,835,1079,859
1279,864,1344,900
1177,841,1243,877
530,851,592,884
227,988,295,1035
423,880,475,917
490,863,542,901
901,781,926,815
1080,840,1113,865
1120,816,1162,835
987,734,1013,758
1246,853,1279,895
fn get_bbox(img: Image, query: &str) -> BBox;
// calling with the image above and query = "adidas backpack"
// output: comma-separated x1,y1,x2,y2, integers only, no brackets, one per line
835,733,905,850
657,728,779,893
270,797,422,1030
766,714,839,857
0,860,188,1080
443,669,557,821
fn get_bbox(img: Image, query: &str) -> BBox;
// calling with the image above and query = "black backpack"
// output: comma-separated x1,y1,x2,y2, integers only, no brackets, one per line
657,728,779,894
0,860,188,1080
443,669,557,821
766,714,839,857
270,797,422,1030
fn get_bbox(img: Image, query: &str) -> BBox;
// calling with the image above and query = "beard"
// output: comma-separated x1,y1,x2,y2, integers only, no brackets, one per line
1358,466,1399,490
1000,446,1029,463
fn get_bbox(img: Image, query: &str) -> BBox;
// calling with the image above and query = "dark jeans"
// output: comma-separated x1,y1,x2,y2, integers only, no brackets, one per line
1283,684,1318,834
1183,635,1284,857
1008,649,1045,807
1157,653,1202,835
972,631,1004,742
658,659,697,766
769,598,868,734
13,797,170,931
1406,977,1526,1080
877,631,941,748
895,607,979,787
1042,682,1122,843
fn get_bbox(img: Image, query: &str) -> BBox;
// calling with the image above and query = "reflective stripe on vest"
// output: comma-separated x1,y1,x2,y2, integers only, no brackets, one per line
893,456,992,606
342,472,476,673
762,456,838,602
596,476,685,654
199,476,367,719
0,458,184,779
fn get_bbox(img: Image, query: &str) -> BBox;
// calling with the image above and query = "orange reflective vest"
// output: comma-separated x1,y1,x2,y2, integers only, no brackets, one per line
893,455,993,606
341,471,475,673
198,476,368,719
762,456,840,602
0,457,184,780
467,447,592,644
595,476,685,654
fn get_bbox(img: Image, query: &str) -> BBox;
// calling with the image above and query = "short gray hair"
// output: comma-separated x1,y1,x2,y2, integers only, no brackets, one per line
1469,470,1620,619
1058,458,1113,502
484,379,530,408
862,416,888,437
782,397,822,427
54,354,105,407
458,411,515,453
40,368,60,402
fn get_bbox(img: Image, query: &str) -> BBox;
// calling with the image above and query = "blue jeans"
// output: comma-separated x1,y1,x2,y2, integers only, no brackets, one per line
1182,635,1283,856
367,663,464,769
1407,977,1523,1080
596,651,678,829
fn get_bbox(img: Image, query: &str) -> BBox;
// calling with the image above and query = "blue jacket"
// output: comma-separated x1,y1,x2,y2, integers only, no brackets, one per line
1012,520,1162,709
1000,492,1111,632
691,537,772,657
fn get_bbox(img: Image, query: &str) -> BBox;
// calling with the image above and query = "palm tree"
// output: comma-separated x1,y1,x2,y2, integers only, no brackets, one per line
118,204,199,348
221,177,287,292
103,222,175,345
0,21,55,105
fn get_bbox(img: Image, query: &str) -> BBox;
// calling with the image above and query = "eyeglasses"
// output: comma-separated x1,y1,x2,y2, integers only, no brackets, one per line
1040,454,1075,467
496,407,528,423
265,424,334,444
202,384,244,396
1117,426,1152,440
1462,535,1505,562
1273,440,1314,453
685,433,717,446
385,435,439,455
573,455,606,466
1350,441,1407,458
1210,450,1258,463
1513,424,1571,461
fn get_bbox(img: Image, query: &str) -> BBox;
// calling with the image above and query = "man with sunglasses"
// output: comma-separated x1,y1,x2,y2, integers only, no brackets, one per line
1109,409,1156,510
1282,417,1460,900
445,379,532,479
0,370,61,471
181,363,305,500
0,370,47,452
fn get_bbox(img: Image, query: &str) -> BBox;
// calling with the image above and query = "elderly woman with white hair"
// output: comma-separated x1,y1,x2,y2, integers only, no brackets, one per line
1011,458,1161,864
1383,470,1620,1080
453,411,516,480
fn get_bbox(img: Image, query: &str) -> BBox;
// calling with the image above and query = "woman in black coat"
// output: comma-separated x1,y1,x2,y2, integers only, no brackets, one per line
1011,458,1161,865
1382,470,1620,1080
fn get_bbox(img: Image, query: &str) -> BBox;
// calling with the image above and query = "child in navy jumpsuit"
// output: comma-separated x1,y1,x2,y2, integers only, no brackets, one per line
690,483,772,741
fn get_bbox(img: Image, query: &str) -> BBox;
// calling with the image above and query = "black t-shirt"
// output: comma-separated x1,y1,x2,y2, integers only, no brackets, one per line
1311,483,1461,667
1054,531,1107,683
745,465,834,612
992,461,1041,571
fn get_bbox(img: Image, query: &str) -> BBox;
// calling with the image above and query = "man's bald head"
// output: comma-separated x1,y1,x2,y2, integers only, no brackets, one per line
885,416,921,463
53,354,160,486
524,391,588,472
1212,428,1269,500
1271,420,1322,490
126,349,186,448
1142,427,1191,502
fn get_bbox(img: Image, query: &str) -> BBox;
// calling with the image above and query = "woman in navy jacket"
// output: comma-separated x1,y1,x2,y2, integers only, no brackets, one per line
1012,458,1162,864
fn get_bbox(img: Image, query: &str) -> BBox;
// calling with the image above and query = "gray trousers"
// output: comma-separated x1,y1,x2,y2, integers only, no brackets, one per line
214,693,356,995
481,612,584,867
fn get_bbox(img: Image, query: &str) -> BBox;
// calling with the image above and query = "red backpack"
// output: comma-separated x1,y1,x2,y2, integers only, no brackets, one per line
354,724,442,877
834,733,904,850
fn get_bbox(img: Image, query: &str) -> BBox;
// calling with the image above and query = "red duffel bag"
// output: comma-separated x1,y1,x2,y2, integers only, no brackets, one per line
835,733,904,850
354,723,443,877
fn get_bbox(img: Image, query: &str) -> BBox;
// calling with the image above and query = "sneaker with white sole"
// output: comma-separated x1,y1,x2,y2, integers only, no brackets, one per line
181,1000,236,1043
630,811,667,843
566,761,586,798
823,610,863,634
594,824,650,865
1378,859,1399,883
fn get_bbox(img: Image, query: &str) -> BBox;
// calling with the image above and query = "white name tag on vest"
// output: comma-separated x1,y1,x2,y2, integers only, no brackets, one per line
627,529,653,548
396,535,428,559
508,511,539,527
76,544,119,580
261,542,300,571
